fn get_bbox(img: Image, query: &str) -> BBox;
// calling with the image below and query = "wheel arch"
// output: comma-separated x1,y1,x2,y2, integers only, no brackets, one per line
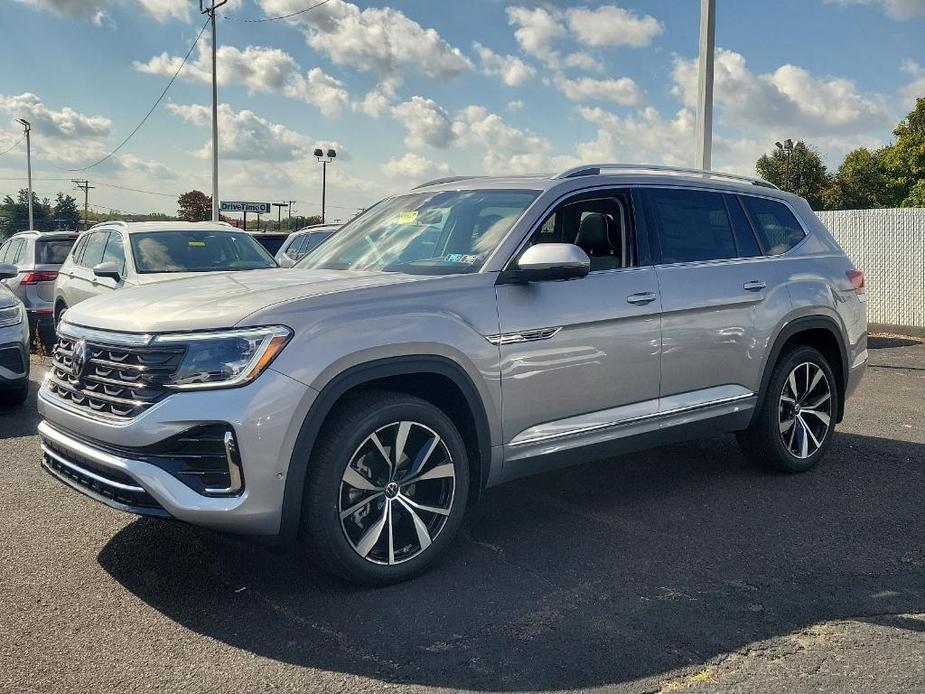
758,316,849,423
278,355,492,542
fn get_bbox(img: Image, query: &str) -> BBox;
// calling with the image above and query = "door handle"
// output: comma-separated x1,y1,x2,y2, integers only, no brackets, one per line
626,292,657,305
743,280,766,291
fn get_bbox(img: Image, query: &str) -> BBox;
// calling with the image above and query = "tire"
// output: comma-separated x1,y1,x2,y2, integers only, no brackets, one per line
0,381,29,407
737,345,839,473
302,390,470,585
53,302,67,330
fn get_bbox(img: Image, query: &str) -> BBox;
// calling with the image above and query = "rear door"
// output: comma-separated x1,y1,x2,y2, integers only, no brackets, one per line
66,230,109,306
496,188,662,458
642,186,789,407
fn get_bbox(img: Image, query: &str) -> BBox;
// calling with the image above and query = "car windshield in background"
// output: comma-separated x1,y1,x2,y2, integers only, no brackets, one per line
297,189,540,275
253,235,287,255
36,238,76,265
129,231,276,274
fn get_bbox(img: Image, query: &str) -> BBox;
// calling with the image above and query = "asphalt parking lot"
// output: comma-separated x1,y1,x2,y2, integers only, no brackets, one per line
2,337,923,694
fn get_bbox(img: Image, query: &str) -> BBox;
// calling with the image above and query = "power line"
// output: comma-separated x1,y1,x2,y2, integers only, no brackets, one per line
51,17,210,173
94,181,176,198
0,135,24,158
224,0,332,23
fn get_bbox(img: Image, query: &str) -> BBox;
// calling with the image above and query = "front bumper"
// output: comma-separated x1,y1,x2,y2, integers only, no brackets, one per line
0,319,30,388
38,368,317,535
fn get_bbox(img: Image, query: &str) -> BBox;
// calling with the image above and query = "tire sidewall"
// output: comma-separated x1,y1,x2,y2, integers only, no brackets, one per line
306,396,470,584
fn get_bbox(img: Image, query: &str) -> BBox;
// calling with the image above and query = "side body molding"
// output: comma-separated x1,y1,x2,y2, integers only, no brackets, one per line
277,355,493,541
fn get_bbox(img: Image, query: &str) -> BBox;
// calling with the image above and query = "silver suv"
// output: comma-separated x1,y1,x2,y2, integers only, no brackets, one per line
37,164,868,584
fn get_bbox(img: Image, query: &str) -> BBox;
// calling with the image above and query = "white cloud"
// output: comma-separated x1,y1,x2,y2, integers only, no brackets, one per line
506,100,524,112
0,92,110,139
566,6,663,48
256,0,472,80
12,0,235,22
135,44,349,117
167,103,312,161
576,106,695,166
390,96,456,149
671,48,890,134
356,79,398,118
564,52,603,72
554,75,643,106
824,0,925,19
506,6,566,67
380,152,450,181
116,154,177,179
474,43,536,87
901,59,925,107
135,0,188,22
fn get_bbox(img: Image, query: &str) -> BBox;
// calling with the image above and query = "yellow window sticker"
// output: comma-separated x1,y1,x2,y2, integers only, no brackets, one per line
396,211,419,225
188,241,207,247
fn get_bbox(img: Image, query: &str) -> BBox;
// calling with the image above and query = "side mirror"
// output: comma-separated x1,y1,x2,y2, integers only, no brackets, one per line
93,262,122,282
512,243,590,282
0,263,17,280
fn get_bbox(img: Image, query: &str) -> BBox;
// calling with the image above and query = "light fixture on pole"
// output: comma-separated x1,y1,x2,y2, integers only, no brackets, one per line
314,147,336,223
200,0,228,222
16,118,33,230
775,139,795,189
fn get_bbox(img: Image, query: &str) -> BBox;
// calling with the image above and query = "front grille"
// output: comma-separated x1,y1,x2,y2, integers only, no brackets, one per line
48,335,185,419
42,437,166,514
0,346,24,374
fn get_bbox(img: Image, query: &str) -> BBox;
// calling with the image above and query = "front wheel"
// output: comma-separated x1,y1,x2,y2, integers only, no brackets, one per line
302,391,470,585
737,345,839,473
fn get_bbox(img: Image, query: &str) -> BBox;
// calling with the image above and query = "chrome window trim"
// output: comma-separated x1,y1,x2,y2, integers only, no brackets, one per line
509,392,755,447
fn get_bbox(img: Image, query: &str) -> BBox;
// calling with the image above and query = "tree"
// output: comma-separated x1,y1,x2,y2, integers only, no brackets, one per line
177,190,212,221
0,189,52,236
756,141,831,209
824,147,901,210
52,192,80,230
882,97,925,202
901,178,925,207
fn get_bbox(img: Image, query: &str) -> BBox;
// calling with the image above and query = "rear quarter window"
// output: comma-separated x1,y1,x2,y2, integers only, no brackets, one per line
739,196,806,256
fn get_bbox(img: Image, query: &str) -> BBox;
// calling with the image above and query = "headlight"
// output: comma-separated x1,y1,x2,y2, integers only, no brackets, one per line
0,303,24,329
155,326,292,390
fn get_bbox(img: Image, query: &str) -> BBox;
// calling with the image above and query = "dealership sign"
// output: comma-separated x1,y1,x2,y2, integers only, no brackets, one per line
219,201,271,214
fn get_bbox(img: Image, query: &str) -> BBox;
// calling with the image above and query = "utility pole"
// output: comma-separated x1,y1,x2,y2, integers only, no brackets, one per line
287,200,295,231
695,0,716,170
314,148,336,223
72,180,95,230
16,119,33,230
272,202,289,229
200,0,228,222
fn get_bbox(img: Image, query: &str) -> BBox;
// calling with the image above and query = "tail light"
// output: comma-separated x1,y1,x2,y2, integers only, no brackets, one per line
20,270,58,285
846,269,865,296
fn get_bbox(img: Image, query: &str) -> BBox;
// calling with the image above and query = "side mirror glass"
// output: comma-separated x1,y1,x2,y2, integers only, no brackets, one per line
93,262,122,282
0,263,17,280
513,243,590,282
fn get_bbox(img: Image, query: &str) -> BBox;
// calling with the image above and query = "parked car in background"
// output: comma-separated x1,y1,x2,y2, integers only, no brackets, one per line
37,164,867,585
0,264,30,406
0,231,77,347
248,231,290,257
53,221,277,321
276,224,340,267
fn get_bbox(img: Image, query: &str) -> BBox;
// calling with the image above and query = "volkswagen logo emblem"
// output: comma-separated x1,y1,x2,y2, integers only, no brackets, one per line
71,338,89,379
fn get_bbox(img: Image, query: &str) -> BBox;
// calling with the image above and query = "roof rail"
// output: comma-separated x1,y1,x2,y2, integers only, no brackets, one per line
553,163,778,189
413,175,480,189
87,220,128,230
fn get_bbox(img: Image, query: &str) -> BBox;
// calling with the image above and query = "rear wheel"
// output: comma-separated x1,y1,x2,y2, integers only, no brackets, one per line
302,391,470,585
737,345,838,473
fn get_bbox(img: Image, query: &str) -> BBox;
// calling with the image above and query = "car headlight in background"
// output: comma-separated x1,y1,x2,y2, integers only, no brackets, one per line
155,326,292,390
0,303,24,329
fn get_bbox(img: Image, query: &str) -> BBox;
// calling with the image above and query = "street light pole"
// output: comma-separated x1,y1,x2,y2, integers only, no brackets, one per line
201,0,227,222
16,119,33,230
313,148,336,223
695,0,716,170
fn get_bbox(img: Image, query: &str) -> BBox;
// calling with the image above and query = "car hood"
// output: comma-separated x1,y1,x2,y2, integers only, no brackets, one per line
63,268,426,333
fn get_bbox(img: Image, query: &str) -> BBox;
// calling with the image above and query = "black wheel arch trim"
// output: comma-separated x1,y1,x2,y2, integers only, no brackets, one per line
758,315,849,423
278,355,492,542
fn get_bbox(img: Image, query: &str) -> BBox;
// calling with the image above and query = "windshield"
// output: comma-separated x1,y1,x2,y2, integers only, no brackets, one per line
130,231,276,274
296,189,539,275
253,235,287,255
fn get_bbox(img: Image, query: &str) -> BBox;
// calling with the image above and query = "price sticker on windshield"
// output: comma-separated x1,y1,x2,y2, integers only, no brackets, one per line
396,211,419,225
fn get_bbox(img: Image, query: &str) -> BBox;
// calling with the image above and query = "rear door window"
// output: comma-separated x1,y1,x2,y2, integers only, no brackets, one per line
36,238,77,265
739,196,806,255
7,239,26,265
643,188,738,264
286,234,307,259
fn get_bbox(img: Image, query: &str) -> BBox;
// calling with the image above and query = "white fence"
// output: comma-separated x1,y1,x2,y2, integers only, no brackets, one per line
815,208,925,332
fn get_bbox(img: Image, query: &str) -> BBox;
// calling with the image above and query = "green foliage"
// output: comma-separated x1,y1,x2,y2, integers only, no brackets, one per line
755,141,831,209
901,179,925,207
177,190,212,221
52,193,81,230
823,147,901,210
0,189,53,237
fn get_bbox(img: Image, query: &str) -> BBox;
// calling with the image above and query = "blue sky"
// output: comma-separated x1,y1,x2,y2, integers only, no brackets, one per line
1,0,923,218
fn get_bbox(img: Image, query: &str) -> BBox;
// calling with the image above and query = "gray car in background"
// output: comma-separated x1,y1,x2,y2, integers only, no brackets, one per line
0,231,77,346
37,164,867,585
52,221,278,322
275,224,340,267
0,264,30,406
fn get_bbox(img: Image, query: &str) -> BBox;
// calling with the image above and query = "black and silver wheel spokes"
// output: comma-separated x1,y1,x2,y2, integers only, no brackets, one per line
778,361,832,459
338,421,455,565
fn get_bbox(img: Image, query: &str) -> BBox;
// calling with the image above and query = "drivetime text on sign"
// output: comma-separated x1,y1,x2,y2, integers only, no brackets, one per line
220,201,271,214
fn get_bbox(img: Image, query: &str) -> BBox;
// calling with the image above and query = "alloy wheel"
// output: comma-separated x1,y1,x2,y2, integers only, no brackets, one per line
338,420,456,565
778,361,832,459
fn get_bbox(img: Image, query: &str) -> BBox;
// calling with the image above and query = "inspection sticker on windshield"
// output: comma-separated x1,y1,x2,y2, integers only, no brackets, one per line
396,211,419,224
445,254,479,264
188,241,207,247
